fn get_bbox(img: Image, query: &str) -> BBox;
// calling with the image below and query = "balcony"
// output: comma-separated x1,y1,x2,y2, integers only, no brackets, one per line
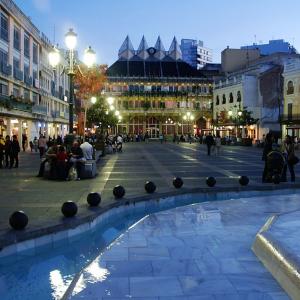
13,68,23,81
52,110,69,120
24,74,33,86
119,107,211,115
0,95,32,112
280,114,300,124
1,63,12,76
32,105,47,115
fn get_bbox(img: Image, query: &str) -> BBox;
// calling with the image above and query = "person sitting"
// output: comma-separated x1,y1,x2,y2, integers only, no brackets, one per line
56,145,68,180
117,135,123,152
37,142,58,178
69,141,85,180
80,138,94,160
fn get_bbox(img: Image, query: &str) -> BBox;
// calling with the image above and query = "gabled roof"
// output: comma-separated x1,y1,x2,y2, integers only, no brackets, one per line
155,36,165,52
118,35,134,56
137,35,149,52
169,36,182,60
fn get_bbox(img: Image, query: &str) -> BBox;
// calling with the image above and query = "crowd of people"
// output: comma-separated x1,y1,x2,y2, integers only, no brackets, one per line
262,133,298,183
0,134,21,168
37,137,94,181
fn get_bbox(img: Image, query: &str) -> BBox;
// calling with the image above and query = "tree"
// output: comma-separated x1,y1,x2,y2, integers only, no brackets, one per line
86,97,118,129
74,64,107,134
239,106,259,126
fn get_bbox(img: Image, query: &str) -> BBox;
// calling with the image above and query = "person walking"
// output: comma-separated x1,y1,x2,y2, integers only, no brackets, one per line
38,135,46,158
22,133,27,152
33,137,38,152
262,133,274,183
10,135,20,168
205,132,214,156
4,135,12,168
215,134,221,156
0,135,5,168
284,135,296,182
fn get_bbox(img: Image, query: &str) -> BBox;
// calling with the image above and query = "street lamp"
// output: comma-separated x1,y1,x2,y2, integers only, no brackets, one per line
91,96,97,104
107,97,114,105
48,28,96,134
183,112,194,133
228,107,242,137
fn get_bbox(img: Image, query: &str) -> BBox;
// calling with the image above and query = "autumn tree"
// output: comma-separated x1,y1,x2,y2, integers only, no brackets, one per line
74,64,107,134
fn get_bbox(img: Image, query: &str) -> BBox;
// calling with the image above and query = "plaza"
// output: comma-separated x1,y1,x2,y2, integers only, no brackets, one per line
1,142,300,299
1,0,300,299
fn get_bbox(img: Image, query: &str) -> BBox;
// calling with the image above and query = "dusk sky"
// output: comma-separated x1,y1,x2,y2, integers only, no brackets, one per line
14,0,300,66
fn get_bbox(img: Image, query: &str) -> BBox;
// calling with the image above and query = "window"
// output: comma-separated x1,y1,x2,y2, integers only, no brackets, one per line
287,81,294,95
216,95,220,105
24,64,29,76
13,57,20,70
0,81,8,95
288,103,293,119
32,92,38,104
0,49,8,67
222,94,226,104
0,13,8,42
24,34,30,58
24,89,30,100
33,43,38,64
237,91,242,102
229,92,234,103
13,27,20,50
13,85,19,97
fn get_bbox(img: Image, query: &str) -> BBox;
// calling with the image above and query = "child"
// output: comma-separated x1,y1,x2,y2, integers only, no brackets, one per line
56,146,68,180
29,141,33,152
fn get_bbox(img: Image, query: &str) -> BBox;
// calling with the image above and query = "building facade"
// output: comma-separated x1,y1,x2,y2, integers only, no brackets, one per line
104,36,216,138
180,39,212,69
213,53,300,140
282,58,300,138
0,0,69,144
241,39,297,56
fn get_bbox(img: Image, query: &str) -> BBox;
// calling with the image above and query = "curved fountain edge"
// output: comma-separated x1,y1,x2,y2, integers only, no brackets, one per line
1,184,300,261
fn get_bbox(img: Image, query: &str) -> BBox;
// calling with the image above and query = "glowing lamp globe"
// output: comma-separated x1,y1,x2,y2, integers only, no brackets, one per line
65,28,77,50
84,46,96,68
48,46,60,68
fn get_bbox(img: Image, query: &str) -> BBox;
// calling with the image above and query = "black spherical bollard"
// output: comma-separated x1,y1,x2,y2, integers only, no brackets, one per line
9,211,28,230
273,174,281,184
113,185,125,199
145,181,156,194
61,201,78,217
87,192,101,207
173,177,183,189
239,176,249,186
206,176,216,187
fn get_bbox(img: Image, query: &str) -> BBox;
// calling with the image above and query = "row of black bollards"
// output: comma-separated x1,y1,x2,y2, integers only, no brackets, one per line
9,176,250,230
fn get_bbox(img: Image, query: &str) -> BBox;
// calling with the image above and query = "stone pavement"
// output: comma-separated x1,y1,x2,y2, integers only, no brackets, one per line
0,142,300,248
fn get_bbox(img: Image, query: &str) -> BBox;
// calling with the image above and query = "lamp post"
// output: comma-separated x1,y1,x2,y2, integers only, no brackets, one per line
48,28,96,135
228,107,242,137
183,112,195,134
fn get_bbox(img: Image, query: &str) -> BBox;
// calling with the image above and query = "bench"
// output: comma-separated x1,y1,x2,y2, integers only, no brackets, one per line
79,160,97,179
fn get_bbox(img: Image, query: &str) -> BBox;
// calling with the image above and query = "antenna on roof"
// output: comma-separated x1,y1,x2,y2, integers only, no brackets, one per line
254,34,257,45
53,24,56,45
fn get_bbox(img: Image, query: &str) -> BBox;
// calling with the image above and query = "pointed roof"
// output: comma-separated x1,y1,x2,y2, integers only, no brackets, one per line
118,35,134,56
168,36,182,60
137,35,149,52
155,36,165,52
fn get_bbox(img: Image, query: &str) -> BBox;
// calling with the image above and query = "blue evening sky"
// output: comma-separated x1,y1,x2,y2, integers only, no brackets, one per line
14,0,300,66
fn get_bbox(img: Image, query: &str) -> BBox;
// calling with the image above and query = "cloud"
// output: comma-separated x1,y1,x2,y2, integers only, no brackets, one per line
32,0,51,13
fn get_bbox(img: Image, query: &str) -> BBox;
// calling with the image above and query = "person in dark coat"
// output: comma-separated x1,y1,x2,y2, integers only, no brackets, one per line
10,135,20,168
0,135,5,168
262,133,274,182
205,132,214,156
4,135,12,168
